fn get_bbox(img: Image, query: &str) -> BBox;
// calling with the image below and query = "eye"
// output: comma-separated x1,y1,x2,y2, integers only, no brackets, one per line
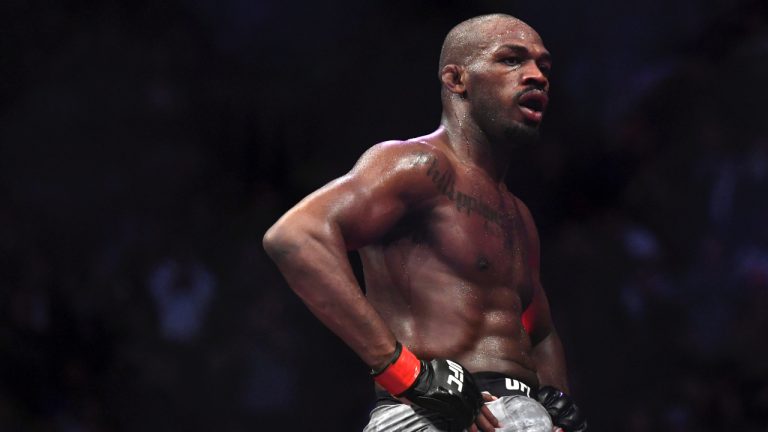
538,64,551,76
502,57,522,67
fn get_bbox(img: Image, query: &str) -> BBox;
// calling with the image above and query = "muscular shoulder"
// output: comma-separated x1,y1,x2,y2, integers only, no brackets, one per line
507,193,541,267
348,138,454,204
510,195,537,234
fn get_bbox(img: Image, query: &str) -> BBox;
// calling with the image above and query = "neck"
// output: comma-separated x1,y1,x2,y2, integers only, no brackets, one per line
439,110,511,183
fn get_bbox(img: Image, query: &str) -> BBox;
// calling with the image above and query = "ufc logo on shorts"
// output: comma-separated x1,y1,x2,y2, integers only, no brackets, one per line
505,378,531,397
445,360,464,392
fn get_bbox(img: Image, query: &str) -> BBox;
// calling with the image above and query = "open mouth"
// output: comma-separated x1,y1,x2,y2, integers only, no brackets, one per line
517,90,548,123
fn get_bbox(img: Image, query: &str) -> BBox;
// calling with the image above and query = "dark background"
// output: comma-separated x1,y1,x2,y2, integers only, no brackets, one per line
2,0,768,430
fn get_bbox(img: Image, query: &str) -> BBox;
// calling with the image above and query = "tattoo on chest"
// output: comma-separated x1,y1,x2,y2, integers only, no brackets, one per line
424,155,505,228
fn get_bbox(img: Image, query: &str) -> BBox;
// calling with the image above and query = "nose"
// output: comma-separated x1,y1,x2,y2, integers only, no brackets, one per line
522,63,548,90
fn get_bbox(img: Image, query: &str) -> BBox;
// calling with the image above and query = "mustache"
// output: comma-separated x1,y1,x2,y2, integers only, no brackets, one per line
514,86,548,100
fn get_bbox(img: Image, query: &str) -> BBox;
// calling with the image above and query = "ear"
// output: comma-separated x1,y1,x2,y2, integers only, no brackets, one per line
440,64,466,96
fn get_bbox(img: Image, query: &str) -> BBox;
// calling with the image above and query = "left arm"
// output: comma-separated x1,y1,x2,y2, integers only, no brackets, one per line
518,199,587,432
516,198,569,392
527,309,569,392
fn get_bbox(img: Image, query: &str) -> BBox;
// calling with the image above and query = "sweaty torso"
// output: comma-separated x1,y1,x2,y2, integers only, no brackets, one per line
360,138,539,386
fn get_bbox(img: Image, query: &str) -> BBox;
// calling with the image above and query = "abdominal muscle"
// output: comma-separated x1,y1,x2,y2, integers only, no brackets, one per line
362,247,540,388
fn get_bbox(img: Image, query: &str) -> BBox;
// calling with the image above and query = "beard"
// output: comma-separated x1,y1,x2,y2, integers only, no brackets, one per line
503,121,540,148
469,89,542,149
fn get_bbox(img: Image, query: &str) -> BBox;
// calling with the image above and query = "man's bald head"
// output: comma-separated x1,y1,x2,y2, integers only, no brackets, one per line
438,14,533,75
437,14,550,144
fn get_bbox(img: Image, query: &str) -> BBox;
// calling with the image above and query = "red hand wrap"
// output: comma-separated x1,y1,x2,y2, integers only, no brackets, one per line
373,343,421,396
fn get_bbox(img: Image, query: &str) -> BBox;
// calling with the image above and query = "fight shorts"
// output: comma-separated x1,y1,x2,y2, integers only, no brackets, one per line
363,372,553,432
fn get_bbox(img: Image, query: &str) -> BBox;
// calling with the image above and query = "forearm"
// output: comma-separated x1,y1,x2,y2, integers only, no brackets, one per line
263,221,396,369
532,332,588,431
531,330,569,393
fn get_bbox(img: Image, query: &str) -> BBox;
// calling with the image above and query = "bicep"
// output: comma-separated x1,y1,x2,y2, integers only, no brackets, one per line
313,175,411,250
279,144,438,250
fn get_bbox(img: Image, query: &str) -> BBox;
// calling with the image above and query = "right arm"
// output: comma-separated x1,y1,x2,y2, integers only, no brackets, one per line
264,142,498,431
262,142,439,370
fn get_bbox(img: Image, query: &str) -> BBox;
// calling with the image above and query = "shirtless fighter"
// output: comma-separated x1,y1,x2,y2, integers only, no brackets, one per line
263,14,587,432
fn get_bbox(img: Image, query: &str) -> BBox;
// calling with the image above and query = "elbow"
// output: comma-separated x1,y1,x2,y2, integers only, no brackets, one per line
262,222,298,262
263,215,341,263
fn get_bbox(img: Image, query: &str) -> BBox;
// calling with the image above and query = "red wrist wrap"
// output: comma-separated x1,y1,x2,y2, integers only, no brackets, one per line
373,343,421,396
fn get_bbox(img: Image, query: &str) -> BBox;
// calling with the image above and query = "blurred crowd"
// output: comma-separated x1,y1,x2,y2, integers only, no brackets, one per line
1,0,767,431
